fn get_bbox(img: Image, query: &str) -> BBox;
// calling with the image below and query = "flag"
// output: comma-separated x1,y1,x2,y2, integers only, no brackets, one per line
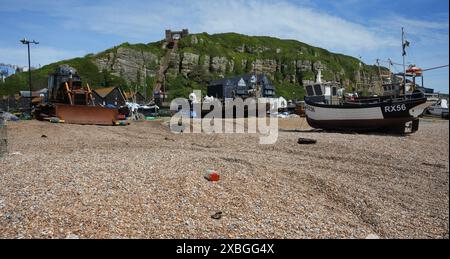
402,40,410,56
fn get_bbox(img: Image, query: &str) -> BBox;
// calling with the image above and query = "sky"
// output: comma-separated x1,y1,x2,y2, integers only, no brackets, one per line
0,0,448,93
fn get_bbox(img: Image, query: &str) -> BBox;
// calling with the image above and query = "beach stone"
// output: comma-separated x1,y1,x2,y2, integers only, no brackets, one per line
66,234,80,239
366,234,380,239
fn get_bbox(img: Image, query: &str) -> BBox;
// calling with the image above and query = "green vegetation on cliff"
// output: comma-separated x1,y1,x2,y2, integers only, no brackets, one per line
1,32,384,100
0,57,126,96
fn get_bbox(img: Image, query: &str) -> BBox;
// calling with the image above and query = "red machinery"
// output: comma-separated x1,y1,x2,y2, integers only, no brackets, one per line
35,65,121,125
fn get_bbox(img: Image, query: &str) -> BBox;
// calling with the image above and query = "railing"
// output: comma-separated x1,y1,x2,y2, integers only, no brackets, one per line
153,41,179,96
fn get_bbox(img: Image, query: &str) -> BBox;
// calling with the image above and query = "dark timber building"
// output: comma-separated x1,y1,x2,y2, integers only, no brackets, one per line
92,87,127,107
208,74,276,99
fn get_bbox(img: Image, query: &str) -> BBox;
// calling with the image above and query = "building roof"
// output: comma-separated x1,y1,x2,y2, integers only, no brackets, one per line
93,87,118,98
210,74,274,89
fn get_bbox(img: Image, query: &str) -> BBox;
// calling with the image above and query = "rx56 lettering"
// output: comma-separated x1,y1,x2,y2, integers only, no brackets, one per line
385,104,407,113
220,244,274,254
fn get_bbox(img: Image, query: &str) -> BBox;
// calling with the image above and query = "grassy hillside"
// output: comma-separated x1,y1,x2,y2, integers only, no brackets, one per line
1,32,384,100
0,57,126,96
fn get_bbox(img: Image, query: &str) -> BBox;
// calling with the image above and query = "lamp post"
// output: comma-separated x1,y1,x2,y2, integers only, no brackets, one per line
20,38,39,112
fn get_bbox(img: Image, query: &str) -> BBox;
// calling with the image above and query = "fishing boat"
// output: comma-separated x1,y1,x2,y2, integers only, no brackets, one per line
426,99,449,118
304,28,430,133
304,91,428,133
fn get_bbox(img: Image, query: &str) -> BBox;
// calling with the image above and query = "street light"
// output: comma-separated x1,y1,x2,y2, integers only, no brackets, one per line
20,38,39,112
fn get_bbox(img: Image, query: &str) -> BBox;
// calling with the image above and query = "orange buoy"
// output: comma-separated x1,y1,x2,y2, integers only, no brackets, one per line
406,66,423,76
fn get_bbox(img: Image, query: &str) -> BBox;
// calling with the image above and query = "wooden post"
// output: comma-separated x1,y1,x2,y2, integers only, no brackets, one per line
65,82,73,105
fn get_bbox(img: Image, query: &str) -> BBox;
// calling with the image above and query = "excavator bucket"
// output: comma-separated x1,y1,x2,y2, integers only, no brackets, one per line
55,104,119,125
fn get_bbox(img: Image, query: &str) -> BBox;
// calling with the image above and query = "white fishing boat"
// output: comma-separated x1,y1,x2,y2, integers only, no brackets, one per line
305,92,428,133
426,99,449,118
304,28,430,133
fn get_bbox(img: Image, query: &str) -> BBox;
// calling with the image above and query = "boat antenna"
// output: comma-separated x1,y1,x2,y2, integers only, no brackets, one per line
358,56,366,92
387,58,392,74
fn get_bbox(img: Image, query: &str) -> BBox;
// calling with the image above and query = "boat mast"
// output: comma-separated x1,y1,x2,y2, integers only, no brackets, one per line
388,58,392,80
402,27,407,94
376,58,382,94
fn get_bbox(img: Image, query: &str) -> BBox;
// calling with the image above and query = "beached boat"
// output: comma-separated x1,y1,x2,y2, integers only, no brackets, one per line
304,28,434,133
304,91,428,133
426,99,449,118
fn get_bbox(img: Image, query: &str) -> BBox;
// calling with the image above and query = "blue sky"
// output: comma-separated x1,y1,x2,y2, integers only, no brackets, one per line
0,0,448,93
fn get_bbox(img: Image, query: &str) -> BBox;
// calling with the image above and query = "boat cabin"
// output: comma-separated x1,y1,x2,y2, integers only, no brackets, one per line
304,82,340,104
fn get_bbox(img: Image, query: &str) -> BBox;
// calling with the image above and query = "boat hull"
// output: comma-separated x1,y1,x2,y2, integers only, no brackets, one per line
305,96,428,133
428,107,449,117
306,117,413,132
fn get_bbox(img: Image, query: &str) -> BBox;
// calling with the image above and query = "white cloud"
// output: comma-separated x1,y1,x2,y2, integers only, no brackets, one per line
374,15,449,45
189,0,399,52
3,1,447,54
2,0,447,92
34,0,398,55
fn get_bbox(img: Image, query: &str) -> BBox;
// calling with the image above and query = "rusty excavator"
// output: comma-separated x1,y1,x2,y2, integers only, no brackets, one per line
35,65,121,125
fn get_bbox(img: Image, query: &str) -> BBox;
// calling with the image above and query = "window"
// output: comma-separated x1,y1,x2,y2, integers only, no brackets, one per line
305,85,315,96
313,85,323,96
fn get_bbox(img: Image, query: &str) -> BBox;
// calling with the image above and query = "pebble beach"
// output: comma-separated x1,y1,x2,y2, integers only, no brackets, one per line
0,118,448,239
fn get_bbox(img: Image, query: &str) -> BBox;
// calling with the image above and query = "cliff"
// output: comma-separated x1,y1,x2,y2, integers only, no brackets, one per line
0,32,384,100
